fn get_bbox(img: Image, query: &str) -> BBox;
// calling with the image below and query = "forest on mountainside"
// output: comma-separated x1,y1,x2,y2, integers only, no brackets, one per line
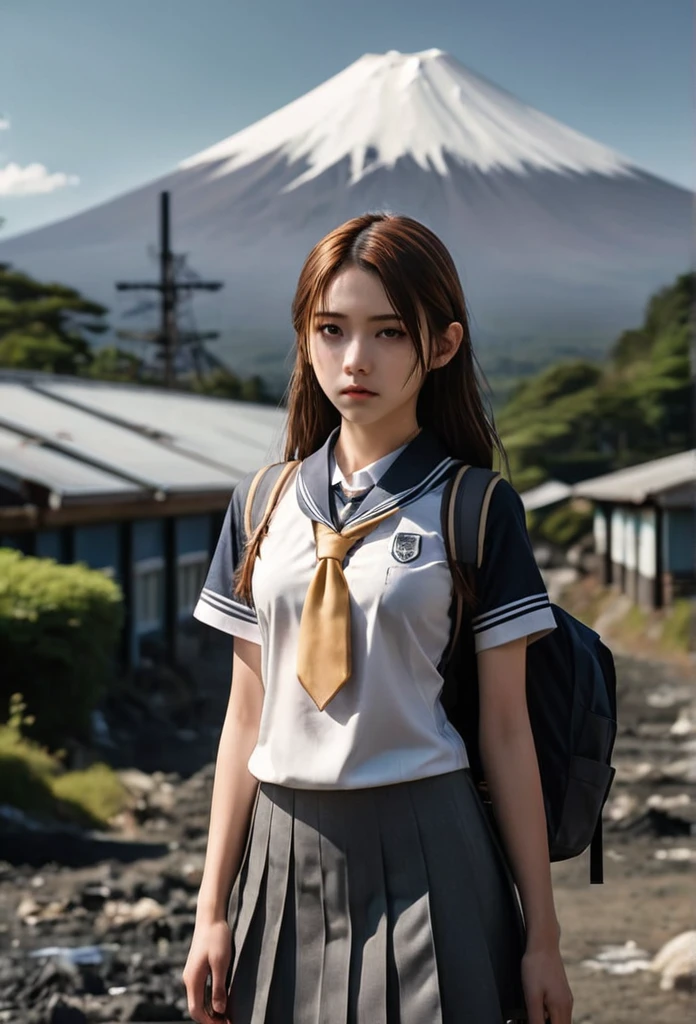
496,272,693,494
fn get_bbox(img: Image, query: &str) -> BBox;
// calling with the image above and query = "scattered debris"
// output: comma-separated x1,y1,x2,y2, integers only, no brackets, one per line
605,792,639,822
28,945,105,966
670,708,694,737
650,931,696,992
654,847,696,864
645,683,693,709
580,939,652,975
614,761,653,783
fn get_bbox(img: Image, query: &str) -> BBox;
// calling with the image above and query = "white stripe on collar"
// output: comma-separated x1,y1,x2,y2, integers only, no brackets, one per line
348,456,457,527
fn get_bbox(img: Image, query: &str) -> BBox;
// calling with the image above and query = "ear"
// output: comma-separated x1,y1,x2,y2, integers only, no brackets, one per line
431,322,463,370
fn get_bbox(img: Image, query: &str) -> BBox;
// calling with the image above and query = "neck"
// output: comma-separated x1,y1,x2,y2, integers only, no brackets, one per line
333,415,421,478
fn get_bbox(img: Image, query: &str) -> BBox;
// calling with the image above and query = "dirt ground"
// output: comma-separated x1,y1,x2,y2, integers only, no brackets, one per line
549,647,694,1024
1,634,694,1023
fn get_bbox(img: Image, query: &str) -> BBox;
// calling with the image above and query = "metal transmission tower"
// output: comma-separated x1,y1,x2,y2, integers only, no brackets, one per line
115,190,223,387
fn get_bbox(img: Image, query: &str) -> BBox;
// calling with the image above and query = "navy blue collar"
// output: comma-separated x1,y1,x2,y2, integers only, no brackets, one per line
295,425,456,529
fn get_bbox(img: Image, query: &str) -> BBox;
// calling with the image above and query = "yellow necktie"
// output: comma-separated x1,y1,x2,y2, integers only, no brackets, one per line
296,508,400,710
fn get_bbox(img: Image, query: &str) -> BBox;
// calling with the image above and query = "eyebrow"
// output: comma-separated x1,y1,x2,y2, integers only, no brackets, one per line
313,311,403,321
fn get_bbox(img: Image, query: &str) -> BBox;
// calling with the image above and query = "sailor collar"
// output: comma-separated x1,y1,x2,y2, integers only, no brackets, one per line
296,425,456,529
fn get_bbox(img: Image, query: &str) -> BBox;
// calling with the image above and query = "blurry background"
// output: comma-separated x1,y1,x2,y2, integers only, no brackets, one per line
0,2,693,1023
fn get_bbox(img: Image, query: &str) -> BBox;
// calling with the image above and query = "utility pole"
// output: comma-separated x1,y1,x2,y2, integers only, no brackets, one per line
115,191,223,387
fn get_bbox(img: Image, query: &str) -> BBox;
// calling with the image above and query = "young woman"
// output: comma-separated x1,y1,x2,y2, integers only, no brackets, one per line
183,213,574,1024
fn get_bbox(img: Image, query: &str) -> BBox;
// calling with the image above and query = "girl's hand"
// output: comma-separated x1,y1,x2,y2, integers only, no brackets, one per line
182,918,233,1023
521,943,574,1024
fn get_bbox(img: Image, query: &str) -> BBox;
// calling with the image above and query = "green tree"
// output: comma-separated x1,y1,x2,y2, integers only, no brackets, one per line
192,367,277,403
0,262,109,374
84,345,145,382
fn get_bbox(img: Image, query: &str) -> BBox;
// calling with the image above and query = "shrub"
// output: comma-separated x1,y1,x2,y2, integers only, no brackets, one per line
52,763,128,824
0,693,129,827
537,503,594,548
661,599,694,653
0,549,123,749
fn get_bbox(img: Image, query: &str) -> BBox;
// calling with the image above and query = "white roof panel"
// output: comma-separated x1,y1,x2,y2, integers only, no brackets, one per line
0,424,141,501
0,382,246,494
36,378,288,474
573,449,696,503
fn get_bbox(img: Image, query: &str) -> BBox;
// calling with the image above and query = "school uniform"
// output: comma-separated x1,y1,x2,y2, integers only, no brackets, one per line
193,425,557,1024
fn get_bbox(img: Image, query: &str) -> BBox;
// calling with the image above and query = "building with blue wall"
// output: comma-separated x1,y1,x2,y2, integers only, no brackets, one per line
574,450,695,609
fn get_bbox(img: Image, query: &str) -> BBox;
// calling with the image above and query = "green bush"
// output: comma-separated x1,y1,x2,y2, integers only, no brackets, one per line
0,696,129,827
0,549,124,749
537,503,594,548
661,599,694,653
52,763,128,823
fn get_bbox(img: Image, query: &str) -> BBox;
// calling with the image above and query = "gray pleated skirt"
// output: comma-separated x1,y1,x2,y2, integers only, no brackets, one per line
226,768,528,1023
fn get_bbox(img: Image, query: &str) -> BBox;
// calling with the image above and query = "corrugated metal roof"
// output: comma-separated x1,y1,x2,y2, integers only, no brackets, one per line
572,449,696,503
520,479,573,512
34,377,287,474
0,380,285,496
0,424,142,503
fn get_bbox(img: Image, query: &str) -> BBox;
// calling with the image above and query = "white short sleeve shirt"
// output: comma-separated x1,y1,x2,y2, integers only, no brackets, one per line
193,426,557,789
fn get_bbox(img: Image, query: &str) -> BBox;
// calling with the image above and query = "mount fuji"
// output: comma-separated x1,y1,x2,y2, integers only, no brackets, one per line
0,48,690,387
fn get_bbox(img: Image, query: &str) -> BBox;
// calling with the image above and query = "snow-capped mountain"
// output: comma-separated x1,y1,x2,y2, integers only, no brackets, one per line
178,48,635,185
0,49,690,386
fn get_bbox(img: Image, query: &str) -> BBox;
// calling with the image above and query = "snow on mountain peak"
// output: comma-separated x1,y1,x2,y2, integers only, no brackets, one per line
195,50,638,190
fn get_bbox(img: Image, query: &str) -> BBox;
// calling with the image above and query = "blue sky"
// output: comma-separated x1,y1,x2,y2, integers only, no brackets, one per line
0,0,692,240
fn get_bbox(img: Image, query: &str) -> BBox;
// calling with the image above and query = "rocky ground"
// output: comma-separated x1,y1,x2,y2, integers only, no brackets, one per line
0,631,694,1023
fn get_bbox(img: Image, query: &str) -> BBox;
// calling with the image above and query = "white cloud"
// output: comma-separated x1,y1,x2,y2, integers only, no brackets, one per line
0,161,80,196
0,117,10,131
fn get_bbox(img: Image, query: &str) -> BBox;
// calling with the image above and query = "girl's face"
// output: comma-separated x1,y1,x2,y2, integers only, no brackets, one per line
308,266,459,431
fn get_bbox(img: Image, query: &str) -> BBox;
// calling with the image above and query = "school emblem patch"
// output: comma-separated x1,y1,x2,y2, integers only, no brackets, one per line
391,532,422,563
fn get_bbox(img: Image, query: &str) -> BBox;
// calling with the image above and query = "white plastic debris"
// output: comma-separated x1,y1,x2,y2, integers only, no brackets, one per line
670,708,694,737
646,793,691,811
28,945,104,965
605,793,639,822
580,940,652,976
654,848,696,863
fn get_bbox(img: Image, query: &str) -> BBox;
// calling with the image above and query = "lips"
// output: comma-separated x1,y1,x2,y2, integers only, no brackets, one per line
341,386,377,395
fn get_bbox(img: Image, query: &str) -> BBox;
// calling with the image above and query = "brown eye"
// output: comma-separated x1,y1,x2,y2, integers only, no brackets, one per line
318,323,341,336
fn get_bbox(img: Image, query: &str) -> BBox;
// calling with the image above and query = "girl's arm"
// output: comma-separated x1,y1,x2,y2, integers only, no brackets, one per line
183,637,264,1023
196,636,265,922
476,635,560,948
477,635,575,1023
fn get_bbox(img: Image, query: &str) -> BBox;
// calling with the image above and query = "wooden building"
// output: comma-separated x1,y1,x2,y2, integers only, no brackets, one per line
573,450,696,609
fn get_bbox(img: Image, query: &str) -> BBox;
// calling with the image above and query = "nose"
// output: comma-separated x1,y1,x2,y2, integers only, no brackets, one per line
342,332,373,375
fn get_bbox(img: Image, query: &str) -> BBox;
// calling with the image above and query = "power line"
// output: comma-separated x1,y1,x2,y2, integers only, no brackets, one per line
115,191,223,387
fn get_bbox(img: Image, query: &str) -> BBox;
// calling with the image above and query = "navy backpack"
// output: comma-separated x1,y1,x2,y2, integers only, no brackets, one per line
439,464,618,884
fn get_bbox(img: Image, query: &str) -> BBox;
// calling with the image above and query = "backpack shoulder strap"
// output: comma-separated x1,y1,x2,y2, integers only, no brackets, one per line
242,459,301,542
444,464,504,568
442,464,504,656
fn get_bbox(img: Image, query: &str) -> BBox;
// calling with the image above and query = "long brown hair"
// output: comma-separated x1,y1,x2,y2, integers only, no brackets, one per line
234,212,510,607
